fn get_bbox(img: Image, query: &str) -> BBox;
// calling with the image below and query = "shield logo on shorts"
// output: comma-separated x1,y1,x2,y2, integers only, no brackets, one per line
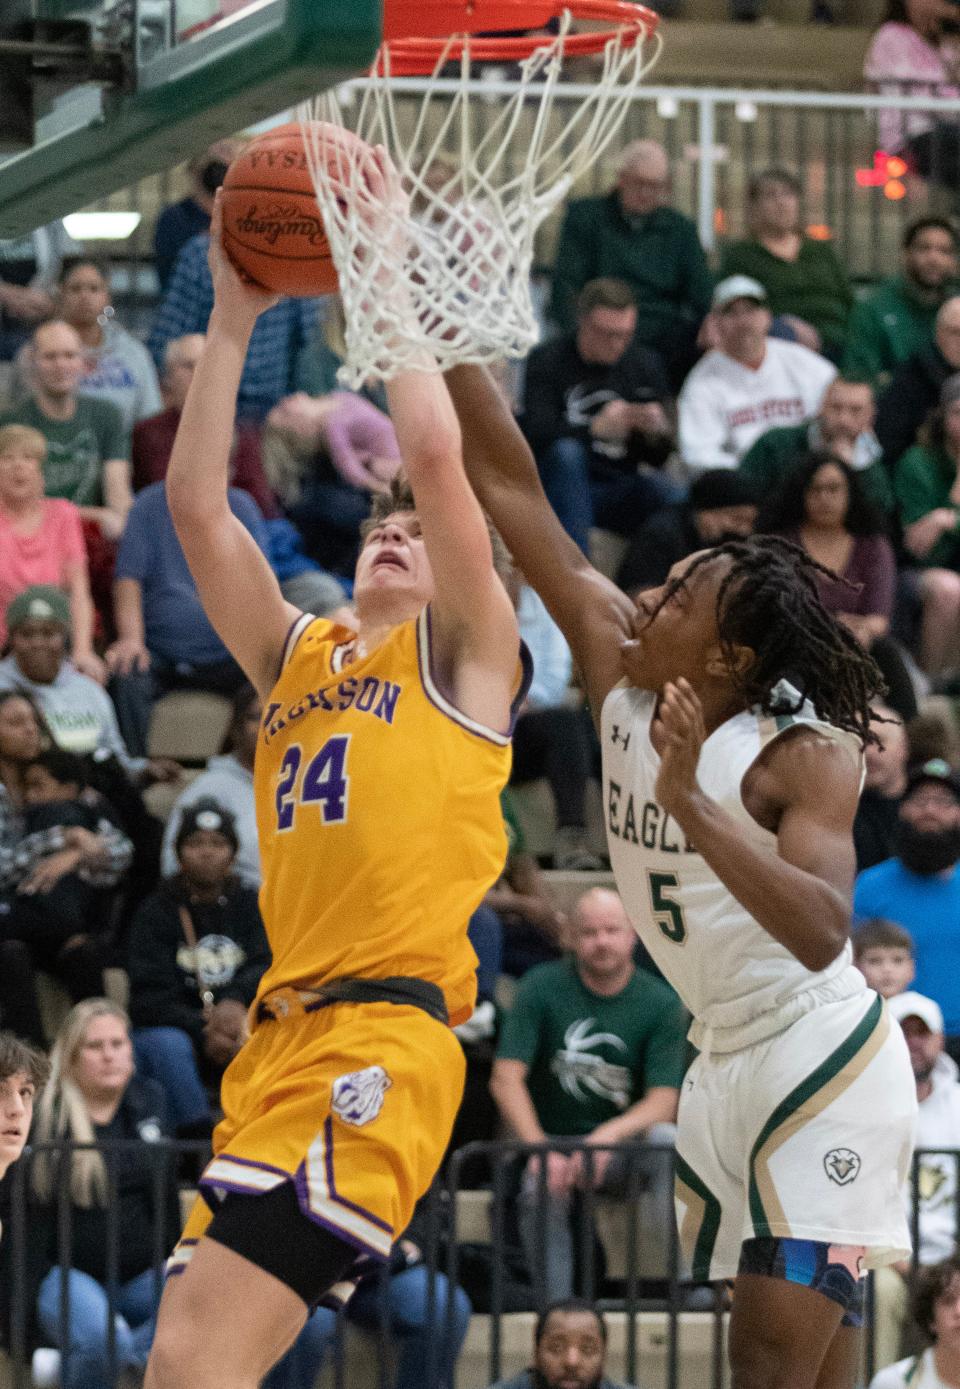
824,1148,861,1185
331,1065,392,1126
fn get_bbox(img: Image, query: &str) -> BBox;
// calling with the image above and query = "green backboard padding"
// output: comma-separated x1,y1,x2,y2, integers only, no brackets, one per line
0,0,381,237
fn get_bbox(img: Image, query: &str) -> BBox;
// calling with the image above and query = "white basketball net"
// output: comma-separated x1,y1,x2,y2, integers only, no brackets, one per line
297,9,661,387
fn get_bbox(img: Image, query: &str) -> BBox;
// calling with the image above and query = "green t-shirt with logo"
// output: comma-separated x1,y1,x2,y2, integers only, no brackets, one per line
0,394,128,506
497,956,687,1136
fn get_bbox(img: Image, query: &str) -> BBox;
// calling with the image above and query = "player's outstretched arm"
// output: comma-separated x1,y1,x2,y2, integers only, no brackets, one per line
445,364,636,722
654,681,859,971
165,195,299,699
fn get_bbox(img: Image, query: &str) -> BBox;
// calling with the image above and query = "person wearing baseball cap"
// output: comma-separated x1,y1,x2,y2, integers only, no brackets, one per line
678,270,836,474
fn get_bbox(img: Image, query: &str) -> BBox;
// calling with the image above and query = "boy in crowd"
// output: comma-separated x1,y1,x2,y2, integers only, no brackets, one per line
852,919,916,1001
0,1032,48,1181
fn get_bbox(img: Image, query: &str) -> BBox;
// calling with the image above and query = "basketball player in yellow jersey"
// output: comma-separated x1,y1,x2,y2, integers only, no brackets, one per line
144,186,527,1389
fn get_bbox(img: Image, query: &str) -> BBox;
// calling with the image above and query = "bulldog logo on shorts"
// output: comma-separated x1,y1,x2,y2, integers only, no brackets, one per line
824,1148,861,1185
331,1066,392,1126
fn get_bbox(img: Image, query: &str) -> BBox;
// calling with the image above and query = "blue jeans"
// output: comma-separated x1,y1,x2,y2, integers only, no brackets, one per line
37,1266,160,1389
133,1026,212,1130
266,1266,472,1389
538,437,682,553
467,905,503,1004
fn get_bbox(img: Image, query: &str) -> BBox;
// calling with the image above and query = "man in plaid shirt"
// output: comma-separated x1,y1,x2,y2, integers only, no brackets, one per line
147,234,323,422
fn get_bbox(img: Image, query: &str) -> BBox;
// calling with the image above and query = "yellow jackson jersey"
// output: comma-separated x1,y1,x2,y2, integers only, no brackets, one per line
252,608,530,1028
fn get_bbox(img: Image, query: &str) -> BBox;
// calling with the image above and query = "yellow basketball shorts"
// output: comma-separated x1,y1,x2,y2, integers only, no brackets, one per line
169,996,466,1274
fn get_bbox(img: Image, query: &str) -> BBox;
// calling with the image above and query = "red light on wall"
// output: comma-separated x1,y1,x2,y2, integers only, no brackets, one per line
885,180,907,200
856,150,912,198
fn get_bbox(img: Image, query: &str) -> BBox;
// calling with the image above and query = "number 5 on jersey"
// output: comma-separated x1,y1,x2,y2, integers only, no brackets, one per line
646,870,687,944
275,736,351,830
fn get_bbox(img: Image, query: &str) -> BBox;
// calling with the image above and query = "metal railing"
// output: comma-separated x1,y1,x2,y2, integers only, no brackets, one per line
0,1137,951,1389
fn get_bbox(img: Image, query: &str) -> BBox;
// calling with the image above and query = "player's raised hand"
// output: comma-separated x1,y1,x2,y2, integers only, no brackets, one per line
652,677,706,815
207,191,280,326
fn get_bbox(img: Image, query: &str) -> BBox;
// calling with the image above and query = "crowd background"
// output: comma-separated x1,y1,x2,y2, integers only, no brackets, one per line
5,66,960,1388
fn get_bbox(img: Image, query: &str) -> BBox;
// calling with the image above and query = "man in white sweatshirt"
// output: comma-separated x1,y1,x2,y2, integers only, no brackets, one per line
872,992,960,1371
678,275,837,474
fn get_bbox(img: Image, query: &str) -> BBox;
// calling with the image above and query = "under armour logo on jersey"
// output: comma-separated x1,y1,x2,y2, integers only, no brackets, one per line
332,1065,392,1126
611,725,631,750
824,1148,861,1185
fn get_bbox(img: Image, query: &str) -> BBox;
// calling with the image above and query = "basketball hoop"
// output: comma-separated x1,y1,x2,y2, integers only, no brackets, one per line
298,1,661,386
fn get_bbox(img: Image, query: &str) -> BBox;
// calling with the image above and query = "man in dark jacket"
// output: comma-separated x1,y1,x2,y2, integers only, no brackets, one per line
127,799,271,1135
523,278,681,553
876,295,960,469
488,1298,638,1389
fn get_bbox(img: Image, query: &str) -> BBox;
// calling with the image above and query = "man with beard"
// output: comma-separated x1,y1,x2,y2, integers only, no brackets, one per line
853,706,910,872
488,1298,638,1389
854,761,960,1054
869,993,960,1370
490,888,686,1303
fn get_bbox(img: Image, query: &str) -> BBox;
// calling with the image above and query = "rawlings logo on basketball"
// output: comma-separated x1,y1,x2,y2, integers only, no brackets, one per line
824,1148,861,1185
332,1066,392,1126
236,203,327,247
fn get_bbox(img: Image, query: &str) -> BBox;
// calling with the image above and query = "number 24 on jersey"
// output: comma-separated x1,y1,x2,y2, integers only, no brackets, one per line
275,736,351,830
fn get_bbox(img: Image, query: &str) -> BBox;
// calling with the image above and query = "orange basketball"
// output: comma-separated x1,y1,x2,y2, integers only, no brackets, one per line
220,122,363,297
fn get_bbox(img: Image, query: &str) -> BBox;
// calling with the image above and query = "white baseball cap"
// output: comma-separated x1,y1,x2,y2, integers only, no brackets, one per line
887,990,945,1035
712,274,768,311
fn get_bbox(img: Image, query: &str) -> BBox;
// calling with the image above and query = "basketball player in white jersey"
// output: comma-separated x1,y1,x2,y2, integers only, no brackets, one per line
446,363,917,1389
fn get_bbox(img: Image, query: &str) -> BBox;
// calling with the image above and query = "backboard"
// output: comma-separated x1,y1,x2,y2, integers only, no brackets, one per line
0,0,381,237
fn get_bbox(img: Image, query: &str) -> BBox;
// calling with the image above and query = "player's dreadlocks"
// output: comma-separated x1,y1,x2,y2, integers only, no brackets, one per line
647,535,885,745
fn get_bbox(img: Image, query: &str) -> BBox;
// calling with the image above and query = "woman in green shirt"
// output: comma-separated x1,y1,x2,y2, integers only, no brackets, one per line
895,372,960,676
719,168,853,362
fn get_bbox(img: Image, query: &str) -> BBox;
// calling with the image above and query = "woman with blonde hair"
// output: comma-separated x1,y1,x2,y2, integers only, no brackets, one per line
27,999,179,1389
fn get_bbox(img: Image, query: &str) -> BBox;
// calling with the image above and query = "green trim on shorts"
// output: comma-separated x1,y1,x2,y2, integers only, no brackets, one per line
675,1151,722,1281
748,994,883,1238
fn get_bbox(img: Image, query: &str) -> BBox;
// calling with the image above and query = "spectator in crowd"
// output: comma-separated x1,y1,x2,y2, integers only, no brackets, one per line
0,320,132,541
854,759,960,1054
490,888,686,1302
677,276,836,475
511,581,599,871
147,234,321,421
21,1000,179,1389
844,218,958,389
616,469,758,596
895,373,960,678
0,223,74,363
522,278,681,554
484,791,566,980
864,0,960,193
877,295,960,469
265,1195,472,1389
739,376,892,516
161,684,260,887
871,993,960,1371
852,917,916,998
128,799,269,1135
12,259,162,433
488,1299,637,1389
854,706,911,870
0,1031,47,1179
153,141,241,293
870,1255,960,1389
758,453,916,720
719,168,853,360
132,333,275,515
547,141,712,384
105,479,265,757
263,388,401,573
0,427,101,677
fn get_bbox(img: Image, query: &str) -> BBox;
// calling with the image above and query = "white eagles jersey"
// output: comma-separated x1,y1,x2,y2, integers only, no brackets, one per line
601,680,868,1053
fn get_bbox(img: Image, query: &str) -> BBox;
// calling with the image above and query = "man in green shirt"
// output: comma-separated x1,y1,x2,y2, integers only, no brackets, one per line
739,377,893,515
843,217,958,391
547,141,712,385
0,319,131,539
491,886,686,1300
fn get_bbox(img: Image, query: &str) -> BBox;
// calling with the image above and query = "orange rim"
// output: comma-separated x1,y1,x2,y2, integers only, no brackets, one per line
375,0,658,77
